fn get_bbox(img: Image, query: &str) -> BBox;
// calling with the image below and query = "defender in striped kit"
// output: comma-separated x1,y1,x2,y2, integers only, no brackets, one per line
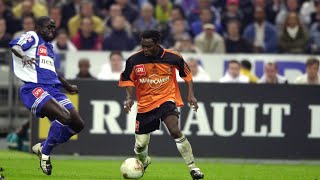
9,16,84,176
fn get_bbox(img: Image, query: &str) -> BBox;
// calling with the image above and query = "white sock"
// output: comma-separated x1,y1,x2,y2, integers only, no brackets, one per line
134,134,150,164
175,135,196,170
41,154,50,160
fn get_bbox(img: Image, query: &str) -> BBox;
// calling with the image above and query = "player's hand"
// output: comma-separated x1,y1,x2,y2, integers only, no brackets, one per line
66,85,79,94
22,55,37,67
188,95,198,112
124,98,134,113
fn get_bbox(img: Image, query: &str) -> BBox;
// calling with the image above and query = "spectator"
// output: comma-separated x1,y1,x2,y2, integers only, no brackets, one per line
164,19,190,48
155,0,172,24
191,8,222,36
12,0,48,18
294,57,320,84
13,15,35,38
76,58,95,79
186,58,211,82
276,0,306,30
243,7,277,53
174,0,198,17
259,62,288,84
0,18,11,48
240,60,258,83
309,10,320,54
219,60,249,83
71,17,102,50
97,51,124,80
105,4,131,36
62,0,81,27
172,34,201,53
187,0,221,28
225,20,253,53
103,15,135,51
132,3,158,41
278,12,308,54
220,0,244,32
169,5,190,31
300,0,317,26
115,0,139,24
49,5,67,32
195,23,225,53
68,0,104,37
52,29,77,52
310,0,320,26
0,0,18,35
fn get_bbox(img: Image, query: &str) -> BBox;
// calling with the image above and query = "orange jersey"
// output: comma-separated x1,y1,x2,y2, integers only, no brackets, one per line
118,48,192,113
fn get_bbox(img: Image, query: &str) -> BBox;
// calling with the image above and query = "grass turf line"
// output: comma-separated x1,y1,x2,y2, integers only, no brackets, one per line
0,150,319,180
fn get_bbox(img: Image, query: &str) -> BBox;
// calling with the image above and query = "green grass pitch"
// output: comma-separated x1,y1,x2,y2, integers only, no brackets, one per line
0,150,319,180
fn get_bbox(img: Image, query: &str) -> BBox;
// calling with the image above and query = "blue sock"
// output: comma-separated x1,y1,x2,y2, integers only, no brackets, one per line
41,121,76,155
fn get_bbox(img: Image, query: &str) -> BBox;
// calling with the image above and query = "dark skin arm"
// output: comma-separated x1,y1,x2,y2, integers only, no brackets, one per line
186,80,198,112
11,45,38,67
58,74,79,94
11,45,78,94
123,86,135,113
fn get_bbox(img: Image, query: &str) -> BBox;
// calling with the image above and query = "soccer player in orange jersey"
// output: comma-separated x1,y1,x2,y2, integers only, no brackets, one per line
119,30,204,179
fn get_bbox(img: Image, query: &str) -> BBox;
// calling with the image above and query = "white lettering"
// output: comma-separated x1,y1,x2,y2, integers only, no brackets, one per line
263,104,290,137
211,103,239,137
308,105,320,138
182,102,213,136
242,103,268,137
89,100,122,134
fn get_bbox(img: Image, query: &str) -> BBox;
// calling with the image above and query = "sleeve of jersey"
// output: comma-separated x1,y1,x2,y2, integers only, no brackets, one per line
9,32,36,51
178,57,192,82
118,58,135,87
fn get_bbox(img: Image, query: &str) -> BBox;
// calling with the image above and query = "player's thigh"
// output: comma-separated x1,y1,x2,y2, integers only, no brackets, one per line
52,90,84,132
160,102,181,137
19,83,70,123
41,98,71,125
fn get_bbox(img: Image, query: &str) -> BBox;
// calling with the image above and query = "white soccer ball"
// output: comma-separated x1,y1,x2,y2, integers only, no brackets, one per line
120,158,144,179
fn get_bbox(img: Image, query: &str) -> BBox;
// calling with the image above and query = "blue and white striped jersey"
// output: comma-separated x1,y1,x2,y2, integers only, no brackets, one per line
9,31,61,85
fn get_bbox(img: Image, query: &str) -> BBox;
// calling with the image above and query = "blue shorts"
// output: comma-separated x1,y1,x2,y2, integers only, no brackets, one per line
20,83,74,118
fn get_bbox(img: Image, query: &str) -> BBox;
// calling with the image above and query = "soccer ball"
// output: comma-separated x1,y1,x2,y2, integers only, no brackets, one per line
120,158,144,179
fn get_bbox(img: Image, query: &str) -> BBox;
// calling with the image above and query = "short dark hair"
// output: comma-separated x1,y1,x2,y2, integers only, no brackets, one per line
306,57,320,67
228,59,240,66
109,51,123,59
241,60,252,70
141,30,162,43
265,62,278,70
36,16,51,27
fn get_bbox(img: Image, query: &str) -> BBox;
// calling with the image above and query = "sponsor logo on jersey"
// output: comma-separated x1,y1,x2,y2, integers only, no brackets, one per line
139,74,170,88
38,45,48,56
32,87,45,98
135,64,146,75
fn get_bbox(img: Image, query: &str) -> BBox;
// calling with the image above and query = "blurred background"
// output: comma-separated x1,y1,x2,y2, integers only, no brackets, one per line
0,0,319,159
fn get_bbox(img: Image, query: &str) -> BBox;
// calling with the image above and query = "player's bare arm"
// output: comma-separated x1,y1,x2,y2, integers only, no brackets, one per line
11,45,37,67
58,74,79,94
186,80,198,112
124,86,134,113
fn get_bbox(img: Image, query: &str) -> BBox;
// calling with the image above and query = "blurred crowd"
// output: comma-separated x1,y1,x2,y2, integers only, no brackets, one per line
0,0,319,85
1,0,320,54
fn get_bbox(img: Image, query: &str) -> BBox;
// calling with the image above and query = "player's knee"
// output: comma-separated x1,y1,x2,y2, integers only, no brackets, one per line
169,127,182,139
77,120,85,133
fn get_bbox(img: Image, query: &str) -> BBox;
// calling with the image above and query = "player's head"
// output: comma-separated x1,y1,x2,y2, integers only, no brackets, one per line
35,16,56,42
140,30,161,57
